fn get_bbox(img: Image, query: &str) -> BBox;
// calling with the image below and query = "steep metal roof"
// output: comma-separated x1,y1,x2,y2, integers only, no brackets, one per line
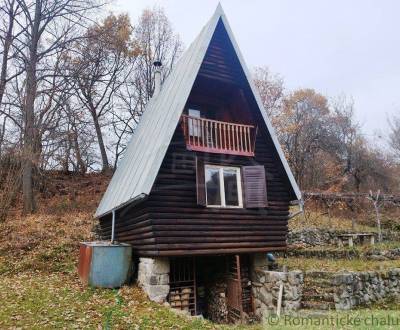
95,4,301,218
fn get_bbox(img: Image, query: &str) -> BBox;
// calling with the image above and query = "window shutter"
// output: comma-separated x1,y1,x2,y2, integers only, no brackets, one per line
242,165,267,208
196,157,206,206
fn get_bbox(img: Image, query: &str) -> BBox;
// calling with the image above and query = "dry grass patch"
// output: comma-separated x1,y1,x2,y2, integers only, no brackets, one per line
289,210,379,233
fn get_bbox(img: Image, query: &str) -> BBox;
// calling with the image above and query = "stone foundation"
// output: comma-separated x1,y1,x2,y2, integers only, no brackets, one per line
251,253,303,318
138,257,170,303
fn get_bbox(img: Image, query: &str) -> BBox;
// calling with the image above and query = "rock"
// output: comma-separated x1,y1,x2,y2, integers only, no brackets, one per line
288,270,303,285
284,286,300,300
333,273,354,285
259,286,273,307
145,284,170,303
284,300,301,311
266,271,287,283
335,298,351,310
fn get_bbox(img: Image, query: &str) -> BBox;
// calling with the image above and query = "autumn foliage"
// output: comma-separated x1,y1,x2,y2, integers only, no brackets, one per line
254,67,400,194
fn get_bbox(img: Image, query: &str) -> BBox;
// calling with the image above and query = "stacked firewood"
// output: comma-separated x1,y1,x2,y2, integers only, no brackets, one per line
169,287,192,312
207,280,228,323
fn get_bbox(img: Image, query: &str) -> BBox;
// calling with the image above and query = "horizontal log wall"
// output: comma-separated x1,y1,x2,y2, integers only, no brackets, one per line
104,123,289,256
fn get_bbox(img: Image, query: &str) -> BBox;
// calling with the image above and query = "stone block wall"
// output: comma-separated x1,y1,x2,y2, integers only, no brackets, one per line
251,254,303,317
288,228,400,248
137,257,170,303
251,255,400,315
333,268,400,310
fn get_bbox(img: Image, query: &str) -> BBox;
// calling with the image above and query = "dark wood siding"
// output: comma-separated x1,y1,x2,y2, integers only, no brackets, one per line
99,124,291,256
109,123,291,256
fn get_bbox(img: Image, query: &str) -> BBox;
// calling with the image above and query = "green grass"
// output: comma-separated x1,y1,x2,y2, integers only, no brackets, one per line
0,253,259,329
294,241,400,253
280,257,400,272
260,309,400,330
0,269,225,330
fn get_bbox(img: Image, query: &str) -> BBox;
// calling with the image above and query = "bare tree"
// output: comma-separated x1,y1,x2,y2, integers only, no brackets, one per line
11,0,103,213
389,114,400,160
368,190,383,242
132,7,182,103
0,0,22,108
107,7,182,168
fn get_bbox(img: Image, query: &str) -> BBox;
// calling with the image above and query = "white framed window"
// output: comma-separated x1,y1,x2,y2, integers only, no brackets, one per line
205,165,243,208
188,108,201,137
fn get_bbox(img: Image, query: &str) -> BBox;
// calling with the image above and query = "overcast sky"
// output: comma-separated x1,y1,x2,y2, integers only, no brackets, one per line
111,0,400,140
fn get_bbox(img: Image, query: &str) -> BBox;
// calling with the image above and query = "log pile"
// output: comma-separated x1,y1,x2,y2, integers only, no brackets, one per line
169,287,193,313
207,280,228,323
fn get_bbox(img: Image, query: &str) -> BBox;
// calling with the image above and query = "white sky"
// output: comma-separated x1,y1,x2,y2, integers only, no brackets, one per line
111,0,400,140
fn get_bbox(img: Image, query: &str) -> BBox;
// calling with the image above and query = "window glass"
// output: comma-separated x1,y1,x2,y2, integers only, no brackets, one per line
224,169,239,206
205,167,221,205
188,109,201,137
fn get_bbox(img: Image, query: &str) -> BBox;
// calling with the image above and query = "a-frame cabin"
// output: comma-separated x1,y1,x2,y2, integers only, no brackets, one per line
96,5,301,321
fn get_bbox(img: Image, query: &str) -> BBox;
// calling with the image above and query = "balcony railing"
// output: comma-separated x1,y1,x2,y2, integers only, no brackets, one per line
181,115,257,156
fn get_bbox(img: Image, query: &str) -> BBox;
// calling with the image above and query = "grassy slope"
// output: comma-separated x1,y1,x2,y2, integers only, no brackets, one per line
0,173,258,329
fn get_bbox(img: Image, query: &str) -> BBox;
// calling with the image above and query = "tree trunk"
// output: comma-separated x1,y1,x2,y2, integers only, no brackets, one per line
92,112,109,172
22,1,41,214
0,0,15,107
62,133,72,173
374,203,382,242
73,129,86,174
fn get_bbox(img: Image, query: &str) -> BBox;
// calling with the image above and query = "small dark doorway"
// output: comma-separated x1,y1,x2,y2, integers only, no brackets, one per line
168,254,254,323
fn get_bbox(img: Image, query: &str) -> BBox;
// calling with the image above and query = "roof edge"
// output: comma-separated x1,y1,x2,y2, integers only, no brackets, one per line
219,12,302,200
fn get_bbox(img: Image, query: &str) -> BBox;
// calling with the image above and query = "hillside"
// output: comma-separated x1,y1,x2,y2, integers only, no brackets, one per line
0,172,232,329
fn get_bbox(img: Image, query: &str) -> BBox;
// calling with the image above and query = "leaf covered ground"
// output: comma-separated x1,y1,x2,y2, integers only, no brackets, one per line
0,174,252,329
1,173,400,329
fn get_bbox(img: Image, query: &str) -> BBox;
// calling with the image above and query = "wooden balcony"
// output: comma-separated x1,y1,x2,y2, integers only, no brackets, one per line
181,115,257,156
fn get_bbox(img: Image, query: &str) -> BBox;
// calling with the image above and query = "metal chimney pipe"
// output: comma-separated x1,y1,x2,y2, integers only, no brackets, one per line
153,60,162,97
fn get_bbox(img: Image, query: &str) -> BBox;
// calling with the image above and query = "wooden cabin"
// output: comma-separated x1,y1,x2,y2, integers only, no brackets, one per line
96,5,301,322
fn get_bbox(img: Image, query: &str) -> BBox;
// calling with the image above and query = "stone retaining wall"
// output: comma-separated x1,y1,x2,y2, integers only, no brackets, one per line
333,269,400,310
250,257,400,316
251,254,303,317
288,228,399,248
252,269,303,317
288,228,339,247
